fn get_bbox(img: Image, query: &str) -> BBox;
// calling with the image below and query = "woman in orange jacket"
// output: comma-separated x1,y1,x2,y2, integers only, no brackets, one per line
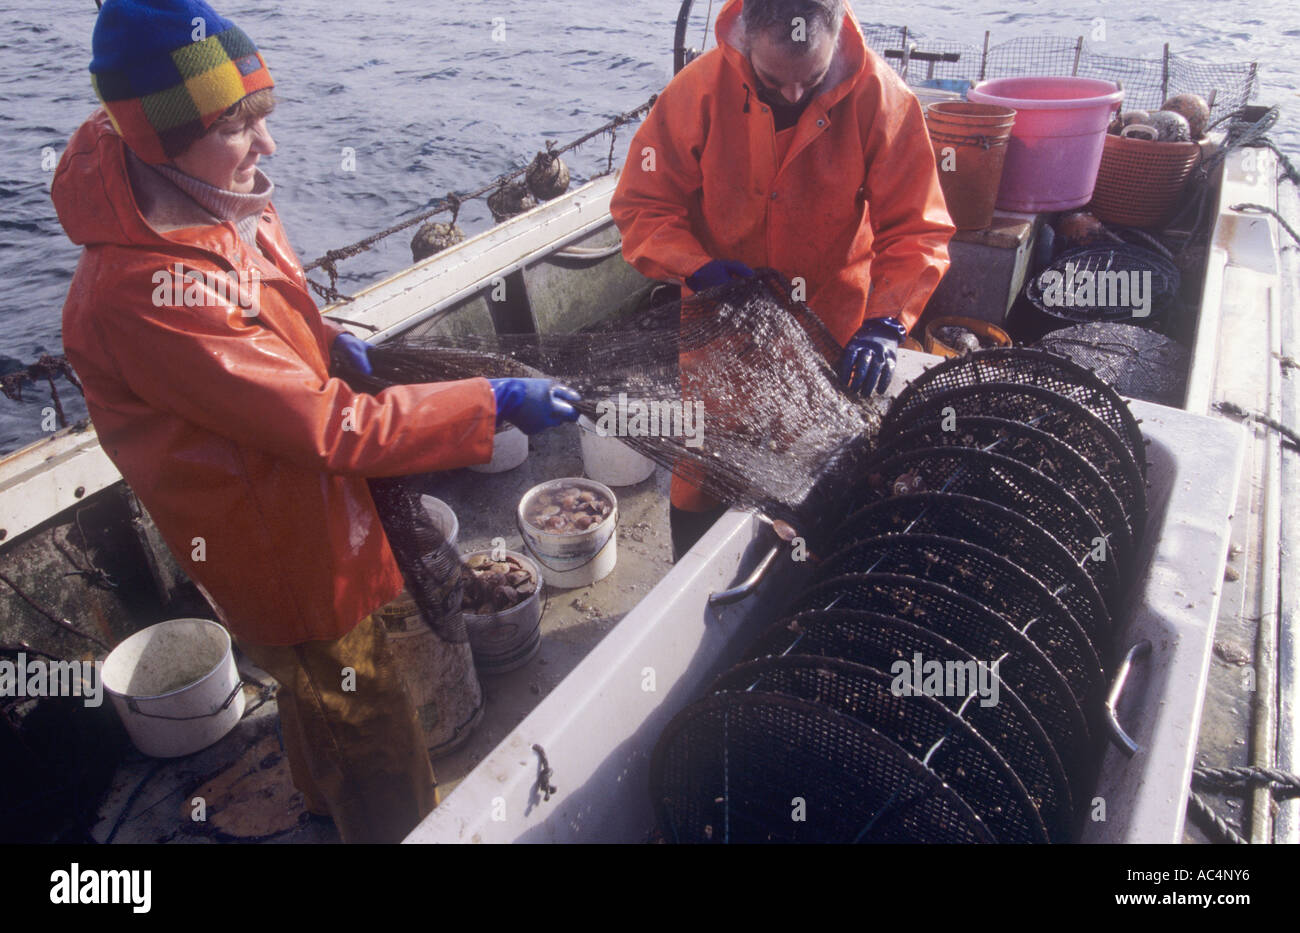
611,0,954,555
54,0,578,842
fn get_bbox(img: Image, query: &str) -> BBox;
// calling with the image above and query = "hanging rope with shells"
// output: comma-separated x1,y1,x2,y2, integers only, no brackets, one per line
302,96,657,307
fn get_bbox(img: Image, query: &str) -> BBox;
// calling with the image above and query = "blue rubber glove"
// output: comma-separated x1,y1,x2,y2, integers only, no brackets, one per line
489,378,582,434
333,333,373,376
839,317,906,395
685,259,756,292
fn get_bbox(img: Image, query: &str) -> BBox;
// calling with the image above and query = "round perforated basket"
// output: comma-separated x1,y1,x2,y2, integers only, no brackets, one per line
649,691,996,843
878,384,1147,547
875,416,1137,557
827,493,1113,648
1024,243,1181,328
1087,132,1203,228
792,572,1092,777
748,609,1075,837
855,446,1124,606
885,348,1147,471
710,656,1050,843
1034,321,1189,408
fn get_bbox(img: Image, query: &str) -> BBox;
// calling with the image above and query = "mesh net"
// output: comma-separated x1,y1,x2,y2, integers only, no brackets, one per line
364,475,468,643
863,26,1257,123
332,273,879,639
748,610,1075,839
709,657,1050,843
348,272,879,531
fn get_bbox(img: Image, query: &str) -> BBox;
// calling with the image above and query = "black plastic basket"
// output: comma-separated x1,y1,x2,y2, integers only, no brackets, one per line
814,533,1106,706
826,493,1113,649
748,609,1075,837
792,573,1093,778
711,656,1050,843
649,691,996,843
885,348,1146,472
854,446,1125,608
877,384,1147,546
874,416,1136,560
1024,243,1180,327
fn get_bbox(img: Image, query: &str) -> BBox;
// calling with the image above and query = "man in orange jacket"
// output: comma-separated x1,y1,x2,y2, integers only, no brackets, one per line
611,0,954,555
55,0,578,842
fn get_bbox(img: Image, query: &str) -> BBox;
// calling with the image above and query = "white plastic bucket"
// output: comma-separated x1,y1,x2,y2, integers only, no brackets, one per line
468,426,528,473
419,494,459,547
101,618,245,758
517,478,618,589
461,549,544,674
578,415,656,487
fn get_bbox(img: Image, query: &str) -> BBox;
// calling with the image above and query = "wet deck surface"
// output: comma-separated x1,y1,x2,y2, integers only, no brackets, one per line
419,423,674,797
92,423,673,844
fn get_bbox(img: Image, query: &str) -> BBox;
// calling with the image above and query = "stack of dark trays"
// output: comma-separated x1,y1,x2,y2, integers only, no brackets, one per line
651,349,1148,843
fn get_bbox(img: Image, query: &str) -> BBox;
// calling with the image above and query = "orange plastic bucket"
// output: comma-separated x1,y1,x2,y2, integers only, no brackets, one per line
925,102,1017,230
924,315,1013,357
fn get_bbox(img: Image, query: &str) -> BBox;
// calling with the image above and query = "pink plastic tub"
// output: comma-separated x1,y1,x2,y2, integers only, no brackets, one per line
968,77,1123,212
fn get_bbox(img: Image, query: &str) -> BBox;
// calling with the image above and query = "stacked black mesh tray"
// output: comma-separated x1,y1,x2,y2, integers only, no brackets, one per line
650,348,1148,844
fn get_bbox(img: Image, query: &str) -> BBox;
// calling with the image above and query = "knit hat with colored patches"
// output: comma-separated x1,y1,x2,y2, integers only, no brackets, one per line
89,0,274,164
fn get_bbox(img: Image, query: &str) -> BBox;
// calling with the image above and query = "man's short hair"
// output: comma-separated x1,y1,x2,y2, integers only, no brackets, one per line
741,0,844,51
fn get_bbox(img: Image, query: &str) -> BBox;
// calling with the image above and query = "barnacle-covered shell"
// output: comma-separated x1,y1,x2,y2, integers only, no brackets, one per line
526,147,571,201
1146,110,1192,143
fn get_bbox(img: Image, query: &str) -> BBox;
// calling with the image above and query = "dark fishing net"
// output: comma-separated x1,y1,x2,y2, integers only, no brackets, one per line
364,476,467,643
331,271,879,641
348,271,880,531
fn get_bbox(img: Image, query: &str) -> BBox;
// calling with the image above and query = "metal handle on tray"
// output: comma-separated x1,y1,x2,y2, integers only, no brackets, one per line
1104,640,1151,757
708,544,780,607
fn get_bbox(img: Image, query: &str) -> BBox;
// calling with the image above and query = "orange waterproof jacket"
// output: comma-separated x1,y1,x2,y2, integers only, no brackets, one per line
53,110,496,646
611,0,954,345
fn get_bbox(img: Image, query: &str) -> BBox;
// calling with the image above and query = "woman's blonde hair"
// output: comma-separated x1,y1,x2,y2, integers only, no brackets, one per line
219,87,276,123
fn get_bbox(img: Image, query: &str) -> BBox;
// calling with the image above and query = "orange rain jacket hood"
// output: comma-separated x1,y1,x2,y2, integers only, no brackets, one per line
53,110,496,646
611,0,954,344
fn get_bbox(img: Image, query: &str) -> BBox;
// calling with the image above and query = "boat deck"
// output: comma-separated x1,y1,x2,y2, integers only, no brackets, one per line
1183,156,1300,843
13,140,1296,845
89,423,673,843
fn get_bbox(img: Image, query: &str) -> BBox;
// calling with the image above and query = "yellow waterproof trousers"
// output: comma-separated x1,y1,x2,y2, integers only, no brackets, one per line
238,611,437,844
